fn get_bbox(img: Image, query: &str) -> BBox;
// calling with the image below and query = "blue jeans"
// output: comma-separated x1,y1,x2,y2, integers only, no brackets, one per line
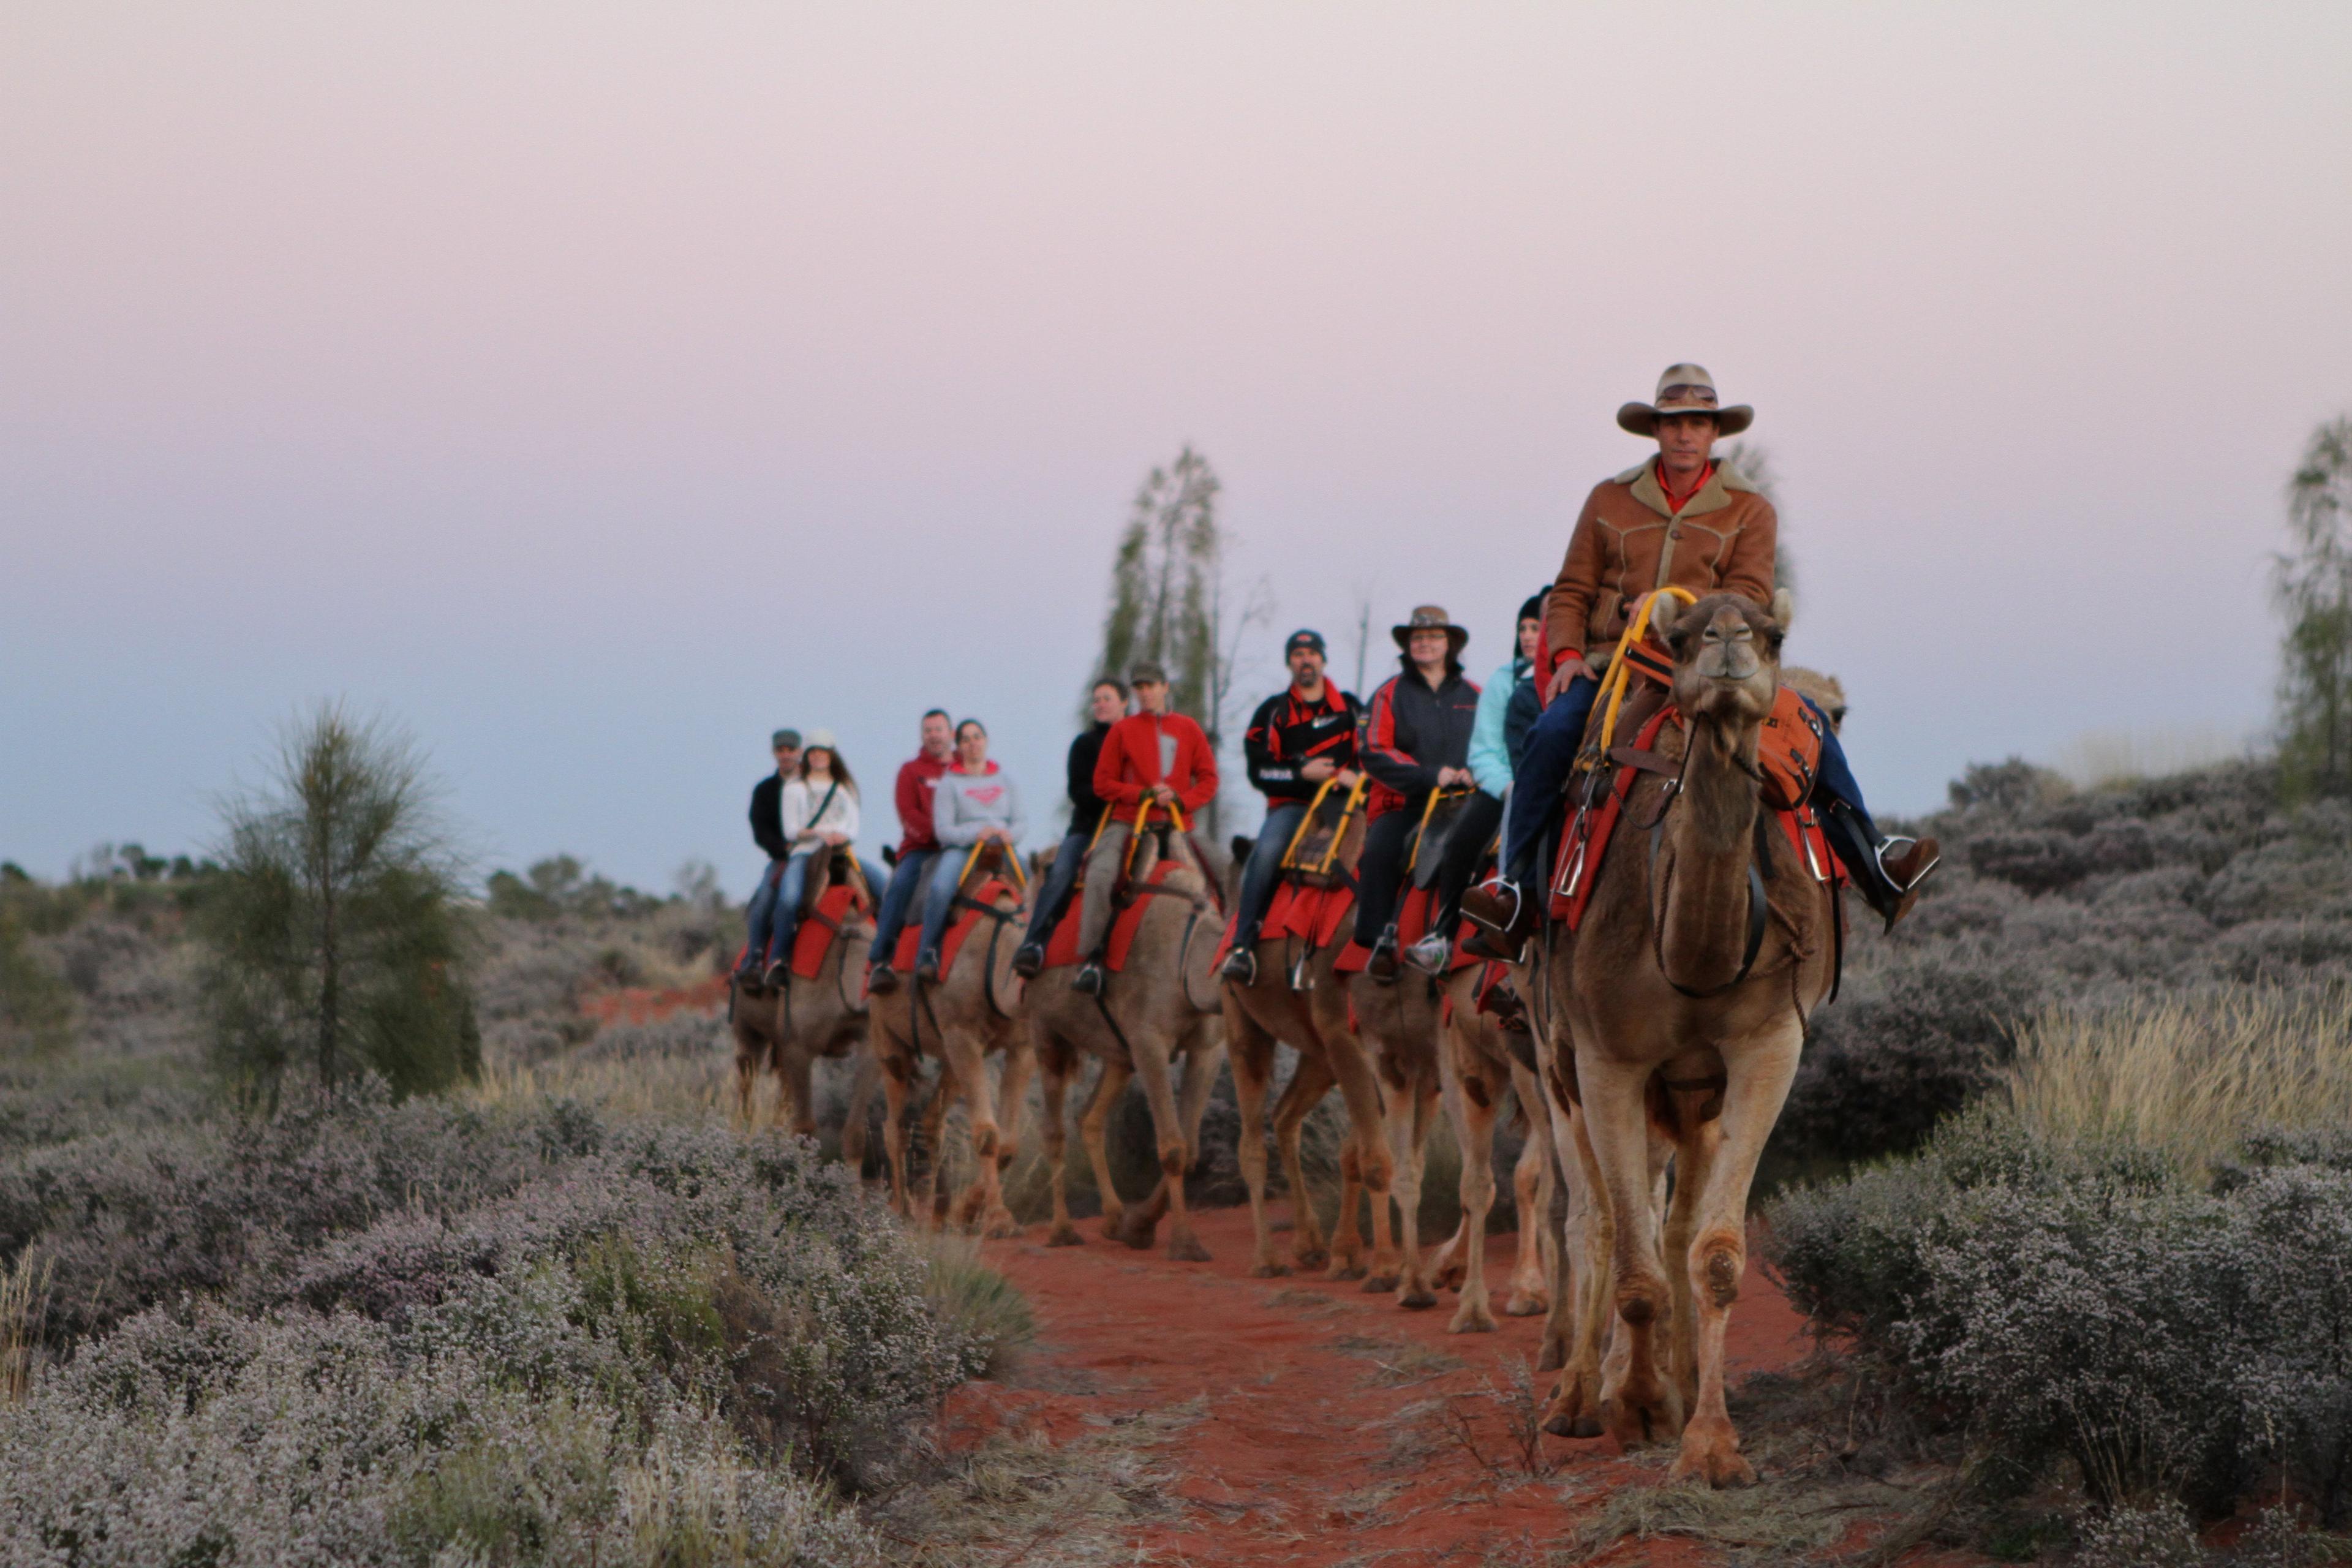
742,859,788,972
918,846,981,963
871,848,937,968
765,850,890,968
1020,831,1090,945
1501,678,1872,884
1232,802,1309,945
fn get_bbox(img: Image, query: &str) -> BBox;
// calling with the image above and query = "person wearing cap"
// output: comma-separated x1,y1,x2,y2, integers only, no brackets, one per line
1407,592,1546,971
1219,630,1363,984
760,732,888,984
865,710,956,993
1463,364,1936,954
1012,677,1128,978
1354,606,1482,981
738,728,804,979
1072,661,1219,995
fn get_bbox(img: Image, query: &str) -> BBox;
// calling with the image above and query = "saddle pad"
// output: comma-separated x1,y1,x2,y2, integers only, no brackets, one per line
1333,886,1477,974
1041,860,1184,972
790,884,869,979
891,878,1016,976
1209,880,1359,973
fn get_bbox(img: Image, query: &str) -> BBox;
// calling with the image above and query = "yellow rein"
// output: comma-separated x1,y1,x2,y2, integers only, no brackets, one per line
1589,586,1697,764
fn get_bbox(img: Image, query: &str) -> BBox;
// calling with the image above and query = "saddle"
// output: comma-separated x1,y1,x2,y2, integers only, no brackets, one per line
1042,856,1194,973
785,849,877,980
890,842,1025,975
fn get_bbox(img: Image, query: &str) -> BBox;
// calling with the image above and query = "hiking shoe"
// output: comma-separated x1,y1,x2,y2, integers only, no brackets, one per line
1405,932,1452,974
761,958,789,987
1072,962,1106,997
1219,946,1258,986
1010,942,1046,979
866,963,900,995
914,952,942,985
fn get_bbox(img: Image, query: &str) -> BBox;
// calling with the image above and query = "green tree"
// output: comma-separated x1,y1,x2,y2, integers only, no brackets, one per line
1089,445,1270,835
200,703,478,1104
2275,417,2352,797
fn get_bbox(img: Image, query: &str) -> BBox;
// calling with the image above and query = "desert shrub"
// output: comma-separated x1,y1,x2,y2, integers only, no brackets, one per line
1766,1108,2352,1525
585,1012,727,1063
0,911,72,1058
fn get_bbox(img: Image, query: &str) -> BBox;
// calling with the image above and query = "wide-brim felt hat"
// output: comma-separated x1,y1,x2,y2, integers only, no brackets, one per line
1392,604,1469,652
1617,362,1753,438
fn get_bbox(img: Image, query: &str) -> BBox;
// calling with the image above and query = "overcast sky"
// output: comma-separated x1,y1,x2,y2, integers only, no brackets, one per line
6,2,2349,893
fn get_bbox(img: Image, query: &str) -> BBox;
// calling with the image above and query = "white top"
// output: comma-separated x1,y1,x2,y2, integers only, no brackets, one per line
782,775,861,844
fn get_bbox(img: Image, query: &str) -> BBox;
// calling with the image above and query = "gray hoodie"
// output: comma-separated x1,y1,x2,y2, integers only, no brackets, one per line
932,763,1026,847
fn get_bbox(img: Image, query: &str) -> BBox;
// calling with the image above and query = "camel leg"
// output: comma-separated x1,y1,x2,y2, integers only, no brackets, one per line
979,1038,1033,1239
1539,1079,1616,1438
839,1046,879,1175
1227,1001,1290,1276
782,1047,818,1142
1272,1049,1340,1274
1333,1139,1368,1280
942,1031,1017,1237
1580,1054,1685,1449
734,1039,761,1128
1382,1072,1440,1309
1037,1035,1082,1247
1080,1058,1132,1239
914,1060,955,1228
1659,1079,1723,1419
1324,1025,1393,1283
1124,1035,1212,1262
1504,1060,1556,1316
1446,1057,1501,1333
1670,1025,1802,1489
879,1044,915,1219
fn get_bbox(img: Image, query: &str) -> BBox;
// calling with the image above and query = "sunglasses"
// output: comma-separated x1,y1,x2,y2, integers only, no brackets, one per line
1657,386,1719,407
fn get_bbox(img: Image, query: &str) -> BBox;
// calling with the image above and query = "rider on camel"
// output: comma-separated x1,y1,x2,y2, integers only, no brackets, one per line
866,709,954,995
1012,677,1126,978
1353,606,1481,982
758,733,888,986
1463,364,1936,955
738,728,801,981
1219,629,1363,986
914,718,1027,983
1072,661,1218,996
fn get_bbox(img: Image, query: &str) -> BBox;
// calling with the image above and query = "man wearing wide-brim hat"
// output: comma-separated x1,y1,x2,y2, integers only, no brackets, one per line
1463,364,1936,954
1353,604,1483,979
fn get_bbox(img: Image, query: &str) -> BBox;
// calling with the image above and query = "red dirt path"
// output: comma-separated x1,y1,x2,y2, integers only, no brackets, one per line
944,1205,1845,1566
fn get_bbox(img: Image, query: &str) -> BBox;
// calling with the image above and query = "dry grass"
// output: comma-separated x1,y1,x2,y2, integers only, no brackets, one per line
2006,984,2352,1178
1,1249,52,1404
2051,726,2246,791
464,1034,738,1122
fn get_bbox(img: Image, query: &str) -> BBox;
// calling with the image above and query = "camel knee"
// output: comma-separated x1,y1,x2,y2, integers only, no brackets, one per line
1159,1143,1189,1180
1694,1230,1743,1310
1616,1269,1671,1328
973,1122,1000,1163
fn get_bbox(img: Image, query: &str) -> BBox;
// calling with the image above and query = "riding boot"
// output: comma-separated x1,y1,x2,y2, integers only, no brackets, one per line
914,951,943,985
866,963,900,995
1461,875,1540,961
1219,943,1259,985
1072,960,1106,996
1010,942,1046,979
1366,926,1402,984
1819,799,1941,933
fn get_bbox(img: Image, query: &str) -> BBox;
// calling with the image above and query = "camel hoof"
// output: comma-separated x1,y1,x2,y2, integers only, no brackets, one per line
1116,1216,1161,1252
1670,1434,1757,1490
1542,1412,1605,1439
981,1212,1021,1241
1448,1305,1498,1335
1291,1248,1330,1272
1328,1263,1367,1283
1398,1286,1438,1311
1362,1273,1400,1295
1046,1224,1085,1248
1503,1291,1547,1317
1168,1234,1213,1264
1535,1341,1566,1374
1432,1264,1467,1292
1250,1261,1291,1278
1098,1215,1126,1242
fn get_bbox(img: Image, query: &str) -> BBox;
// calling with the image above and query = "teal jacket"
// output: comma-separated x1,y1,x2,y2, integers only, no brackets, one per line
1468,657,1528,800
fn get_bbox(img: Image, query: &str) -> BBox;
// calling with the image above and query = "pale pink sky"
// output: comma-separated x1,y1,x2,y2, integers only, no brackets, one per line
6,3,2349,889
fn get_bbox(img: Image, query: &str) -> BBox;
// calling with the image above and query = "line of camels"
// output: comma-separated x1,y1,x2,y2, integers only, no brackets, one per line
729,593,1845,1488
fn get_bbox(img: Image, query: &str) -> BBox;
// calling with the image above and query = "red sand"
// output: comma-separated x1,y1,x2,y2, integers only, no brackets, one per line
948,1205,1828,1566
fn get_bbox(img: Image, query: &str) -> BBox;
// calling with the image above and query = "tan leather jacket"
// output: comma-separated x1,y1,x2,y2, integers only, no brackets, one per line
1544,460,1778,669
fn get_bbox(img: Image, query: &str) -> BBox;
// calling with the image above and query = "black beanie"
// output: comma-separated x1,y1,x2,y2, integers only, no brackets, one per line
1517,588,1549,625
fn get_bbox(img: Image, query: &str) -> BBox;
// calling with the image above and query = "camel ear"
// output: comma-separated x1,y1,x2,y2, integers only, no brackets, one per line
1770,587,1795,635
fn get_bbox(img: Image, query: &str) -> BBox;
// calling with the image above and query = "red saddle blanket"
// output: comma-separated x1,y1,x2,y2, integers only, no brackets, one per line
889,878,1018,976
788,883,872,978
1548,703,1843,929
1332,885,1480,975
1210,880,1357,971
1040,859,1187,972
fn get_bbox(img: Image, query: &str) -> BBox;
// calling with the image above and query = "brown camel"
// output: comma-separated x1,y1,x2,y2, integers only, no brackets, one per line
1423,962,1558,1335
867,850,1033,1237
1029,827,1227,1262
728,856,876,1137
1222,793,1401,1283
1535,590,1864,1487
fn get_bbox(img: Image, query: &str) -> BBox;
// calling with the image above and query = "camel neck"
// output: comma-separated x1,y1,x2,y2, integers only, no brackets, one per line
1655,717,1765,990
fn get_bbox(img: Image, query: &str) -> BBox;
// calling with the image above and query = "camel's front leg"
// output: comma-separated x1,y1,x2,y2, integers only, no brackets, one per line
1037,1033,1082,1246
914,1060,956,1228
1578,1054,1684,1448
1670,1024,1803,1489
1080,1057,1132,1239
780,1046,818,1142
1505,1058,1556,1317
1445,1057,1501,1333
978,1037,1033,1239
1383,1074,1441,1309
734,1040,763,1128
839,1045,880,1174
1126,1035,1211,1262
1226,1000,1288,1276
1325,1020,1393,1282
1273,1047,1340,1274
878,1041,915,1219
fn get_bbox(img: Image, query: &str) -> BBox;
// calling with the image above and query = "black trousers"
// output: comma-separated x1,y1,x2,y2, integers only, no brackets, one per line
1351,810,1417,947
1429,790,1503,931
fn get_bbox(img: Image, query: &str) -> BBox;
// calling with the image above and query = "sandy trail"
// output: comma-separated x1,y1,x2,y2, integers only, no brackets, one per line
946,1205,1827,1566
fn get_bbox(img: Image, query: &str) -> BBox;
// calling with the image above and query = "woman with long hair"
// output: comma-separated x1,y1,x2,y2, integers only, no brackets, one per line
761,731,888,985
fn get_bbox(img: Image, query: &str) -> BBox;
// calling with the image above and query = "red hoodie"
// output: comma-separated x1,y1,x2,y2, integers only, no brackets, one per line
1093,710,1218,826
892,751,951,856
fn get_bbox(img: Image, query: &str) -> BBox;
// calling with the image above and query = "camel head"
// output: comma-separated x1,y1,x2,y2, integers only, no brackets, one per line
1659,592,1782,726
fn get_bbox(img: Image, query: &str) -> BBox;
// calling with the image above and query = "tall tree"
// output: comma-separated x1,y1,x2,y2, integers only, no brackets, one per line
2275,417,2352,796
1090,446,1270,834
200,703,478,1105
